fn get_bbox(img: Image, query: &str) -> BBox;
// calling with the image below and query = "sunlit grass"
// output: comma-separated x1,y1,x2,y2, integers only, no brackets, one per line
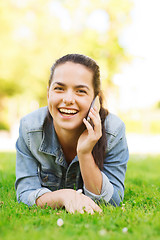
0,152,160,240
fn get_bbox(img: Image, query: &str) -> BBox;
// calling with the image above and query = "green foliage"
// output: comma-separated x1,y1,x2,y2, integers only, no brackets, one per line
0,0,132,103
0,0,133,129
120,110,160,134
155,101,160,109
125,119,160,134
0,122,9,131
0,152,160,240
0,0,132,129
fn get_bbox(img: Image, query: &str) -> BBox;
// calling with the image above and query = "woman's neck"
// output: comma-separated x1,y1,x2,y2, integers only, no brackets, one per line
58,130,79,148
54,124,84,164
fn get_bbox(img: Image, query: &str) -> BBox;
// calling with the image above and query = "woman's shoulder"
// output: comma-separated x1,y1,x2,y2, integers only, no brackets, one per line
20,106,48,132
104,112,125,137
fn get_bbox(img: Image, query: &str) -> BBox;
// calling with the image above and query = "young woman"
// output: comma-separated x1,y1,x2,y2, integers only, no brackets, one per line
15,54,129,214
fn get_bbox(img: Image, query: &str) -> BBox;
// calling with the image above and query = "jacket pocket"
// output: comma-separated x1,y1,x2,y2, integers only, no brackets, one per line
39,166,61,191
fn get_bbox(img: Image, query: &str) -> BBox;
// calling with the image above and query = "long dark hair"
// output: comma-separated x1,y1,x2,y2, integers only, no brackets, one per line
48,54,108,170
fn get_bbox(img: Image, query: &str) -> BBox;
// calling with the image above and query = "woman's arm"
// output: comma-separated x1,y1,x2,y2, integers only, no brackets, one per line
78,152,102,195
103,121,129,206
16,118,101,214
77,108,129,206
15,118,51,205
77,107,103,195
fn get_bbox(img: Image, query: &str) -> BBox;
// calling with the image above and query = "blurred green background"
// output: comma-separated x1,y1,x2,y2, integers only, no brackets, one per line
0,0,160,152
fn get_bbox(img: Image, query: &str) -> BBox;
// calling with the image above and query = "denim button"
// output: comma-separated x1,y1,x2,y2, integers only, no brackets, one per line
42,176,48,182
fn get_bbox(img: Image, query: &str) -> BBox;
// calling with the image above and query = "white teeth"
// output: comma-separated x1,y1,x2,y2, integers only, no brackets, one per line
59,108,77,114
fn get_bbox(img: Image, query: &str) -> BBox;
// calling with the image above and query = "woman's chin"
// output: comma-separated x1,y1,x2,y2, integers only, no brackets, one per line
55,120,84,133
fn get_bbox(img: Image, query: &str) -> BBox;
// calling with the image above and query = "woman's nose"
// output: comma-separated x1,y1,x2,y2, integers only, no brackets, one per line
63,92,75,105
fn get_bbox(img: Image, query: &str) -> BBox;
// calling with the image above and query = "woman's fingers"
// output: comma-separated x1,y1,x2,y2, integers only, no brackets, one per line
84,108,102,139
66,194,102,214
65,203,75,214
83,118,94,133
84,206,94,215
79,194,102,214
78,209,84,214
90,108,101,131
63,190,102,215
92,204,102,213
83,202,102,214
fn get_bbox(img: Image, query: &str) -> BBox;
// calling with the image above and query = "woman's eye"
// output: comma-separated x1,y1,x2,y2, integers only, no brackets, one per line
54,87,64,91
77,89,87,94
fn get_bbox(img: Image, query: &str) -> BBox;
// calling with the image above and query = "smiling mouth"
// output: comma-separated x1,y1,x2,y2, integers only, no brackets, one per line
58,108,78,115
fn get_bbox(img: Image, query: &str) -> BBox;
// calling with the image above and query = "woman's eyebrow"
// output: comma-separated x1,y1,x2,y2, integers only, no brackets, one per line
75,85,90,90
52,82,90,90
52,82,65,86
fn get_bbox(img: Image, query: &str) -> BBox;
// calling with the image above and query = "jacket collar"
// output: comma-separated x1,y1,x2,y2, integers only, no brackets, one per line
39,113,61,156
38,110,79,167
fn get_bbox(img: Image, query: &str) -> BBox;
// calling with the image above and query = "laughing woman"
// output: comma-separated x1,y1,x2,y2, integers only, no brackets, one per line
15,54,129,214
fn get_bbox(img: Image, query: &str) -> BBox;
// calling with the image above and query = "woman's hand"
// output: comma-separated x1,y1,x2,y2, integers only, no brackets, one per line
62,189,102,214
77,107,102,155
36,189,102,214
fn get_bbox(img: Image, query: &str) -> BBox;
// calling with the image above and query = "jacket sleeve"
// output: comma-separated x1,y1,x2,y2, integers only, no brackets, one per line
103,121,129,206
84,120,129,206
15,118,51,206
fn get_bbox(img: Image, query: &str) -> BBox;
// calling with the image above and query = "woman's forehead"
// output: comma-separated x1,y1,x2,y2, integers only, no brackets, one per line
54,61,93,74
53,62,94,85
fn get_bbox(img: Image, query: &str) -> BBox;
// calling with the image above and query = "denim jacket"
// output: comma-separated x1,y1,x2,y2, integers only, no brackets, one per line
15,106,129,207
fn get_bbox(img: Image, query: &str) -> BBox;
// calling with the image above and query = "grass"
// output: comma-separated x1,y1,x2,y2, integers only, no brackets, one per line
0,152,160,240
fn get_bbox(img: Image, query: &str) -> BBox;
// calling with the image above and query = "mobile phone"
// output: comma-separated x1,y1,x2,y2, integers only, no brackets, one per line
86,95,100,123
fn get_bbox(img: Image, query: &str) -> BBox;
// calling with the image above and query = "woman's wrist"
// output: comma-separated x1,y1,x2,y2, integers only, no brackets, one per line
77,151,96,167
77,151,102,195
77,150,92,159
36,190,65,208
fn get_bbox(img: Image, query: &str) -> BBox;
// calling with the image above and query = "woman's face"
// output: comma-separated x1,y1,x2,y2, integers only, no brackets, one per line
47,61,95,133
